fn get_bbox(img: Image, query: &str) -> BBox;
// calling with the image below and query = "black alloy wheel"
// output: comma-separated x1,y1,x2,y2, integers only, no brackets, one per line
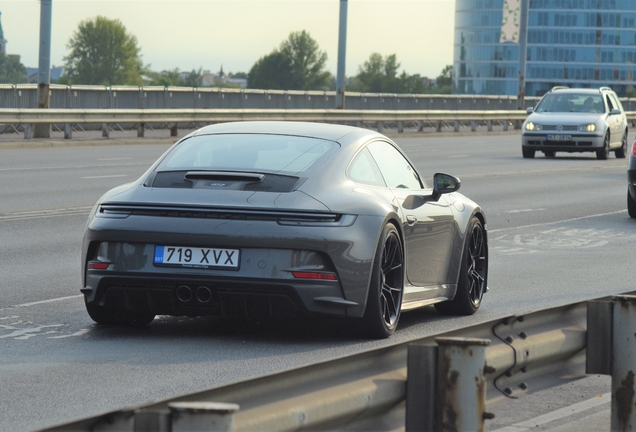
616,130,628,159
435,217,488,316
597,132,611,160
360,223,404,338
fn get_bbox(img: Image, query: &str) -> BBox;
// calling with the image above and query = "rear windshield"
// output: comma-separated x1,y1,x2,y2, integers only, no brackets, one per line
535,93,604,113
157,133,338,175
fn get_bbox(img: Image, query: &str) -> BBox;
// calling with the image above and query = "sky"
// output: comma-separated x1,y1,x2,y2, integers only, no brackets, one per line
2,0,456,79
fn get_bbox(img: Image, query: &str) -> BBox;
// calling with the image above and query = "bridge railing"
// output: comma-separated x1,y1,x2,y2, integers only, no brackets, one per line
1,107,532,139
0,84,546,110
41,292,636,432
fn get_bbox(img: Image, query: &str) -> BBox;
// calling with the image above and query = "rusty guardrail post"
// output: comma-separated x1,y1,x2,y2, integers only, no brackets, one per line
612,296,636,431
406,343,438,431
436,337,492,432
587,295,636,431
169,402,239,432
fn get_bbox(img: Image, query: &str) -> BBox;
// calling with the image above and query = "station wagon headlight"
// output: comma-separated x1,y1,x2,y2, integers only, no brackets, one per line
525,122,541,131
579,124,596,132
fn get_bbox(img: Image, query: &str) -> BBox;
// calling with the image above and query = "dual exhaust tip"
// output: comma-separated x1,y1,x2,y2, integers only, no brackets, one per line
176,285,212,303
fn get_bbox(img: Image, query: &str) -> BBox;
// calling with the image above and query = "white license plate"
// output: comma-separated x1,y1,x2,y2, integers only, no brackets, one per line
154,245,240,269
547,134,572,141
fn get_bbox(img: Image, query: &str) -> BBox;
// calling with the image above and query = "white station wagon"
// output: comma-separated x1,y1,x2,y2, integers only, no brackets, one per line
522,87,628,160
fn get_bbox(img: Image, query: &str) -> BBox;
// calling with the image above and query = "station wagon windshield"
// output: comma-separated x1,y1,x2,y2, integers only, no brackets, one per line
535,93,604,113
158,134,338,175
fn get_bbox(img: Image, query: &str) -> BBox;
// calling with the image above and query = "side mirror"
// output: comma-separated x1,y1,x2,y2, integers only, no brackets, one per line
433,173,461,200
610,108,622,116
526,107,534,114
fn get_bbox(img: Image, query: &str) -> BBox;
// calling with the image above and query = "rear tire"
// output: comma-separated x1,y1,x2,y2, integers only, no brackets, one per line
616,130,628,159
358,223,404,339
596,132,610,160
522,147,535,159
435,217,488,316
628,190,636,219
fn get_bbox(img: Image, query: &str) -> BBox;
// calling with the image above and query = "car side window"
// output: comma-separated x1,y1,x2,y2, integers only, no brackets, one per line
609,93,623,112
367,141,423,190
606,94,615,111
348,148,386,187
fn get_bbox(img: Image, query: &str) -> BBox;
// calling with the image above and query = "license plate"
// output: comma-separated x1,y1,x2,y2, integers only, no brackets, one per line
547,134,572,141
154,246,240,269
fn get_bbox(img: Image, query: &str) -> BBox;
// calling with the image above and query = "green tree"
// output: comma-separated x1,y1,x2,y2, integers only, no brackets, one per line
0,54,27,84
183,68,203,87
248,51,294,90
435,64,453,94
279,30,330,89
248,31,330,90
148,68,182,86
63,16,144,85
350,53,405,93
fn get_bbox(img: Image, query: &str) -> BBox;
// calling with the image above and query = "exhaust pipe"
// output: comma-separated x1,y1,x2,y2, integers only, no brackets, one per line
176,285,193,302
196,286,212,303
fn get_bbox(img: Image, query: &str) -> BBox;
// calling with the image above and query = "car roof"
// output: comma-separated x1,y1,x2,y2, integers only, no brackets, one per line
547,87,614,95
190,121,381,142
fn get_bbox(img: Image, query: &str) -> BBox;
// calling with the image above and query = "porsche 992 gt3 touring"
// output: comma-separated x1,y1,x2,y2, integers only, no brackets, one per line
82,121,488,338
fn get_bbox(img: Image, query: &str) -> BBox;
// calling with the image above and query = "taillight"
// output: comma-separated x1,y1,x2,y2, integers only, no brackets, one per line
291,271,337,281
632,140,636,156
87,261,110,270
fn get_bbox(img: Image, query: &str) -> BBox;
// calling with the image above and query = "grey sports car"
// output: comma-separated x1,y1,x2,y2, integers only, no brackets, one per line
82,121,488,338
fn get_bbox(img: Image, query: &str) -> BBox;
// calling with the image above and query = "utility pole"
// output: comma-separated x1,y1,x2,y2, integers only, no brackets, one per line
516,0,529,111
335,0,348,109
35,0,52,138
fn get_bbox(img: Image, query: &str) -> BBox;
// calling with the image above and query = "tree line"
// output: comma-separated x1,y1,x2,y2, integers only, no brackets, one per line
0,15,452,94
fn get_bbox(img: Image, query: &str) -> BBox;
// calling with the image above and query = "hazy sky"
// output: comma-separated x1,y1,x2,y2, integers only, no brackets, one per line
2,0,455,78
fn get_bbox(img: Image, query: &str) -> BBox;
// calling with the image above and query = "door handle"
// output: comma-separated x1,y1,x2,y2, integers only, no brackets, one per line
407,215,417,226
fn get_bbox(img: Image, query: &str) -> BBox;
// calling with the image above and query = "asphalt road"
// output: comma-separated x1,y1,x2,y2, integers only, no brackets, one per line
0,132,632,431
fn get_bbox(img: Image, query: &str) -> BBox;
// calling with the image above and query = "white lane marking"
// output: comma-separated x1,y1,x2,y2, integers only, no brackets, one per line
0,162,147,172
506,208,546,213
81,174,128,179
48,329,91,339
492,392,611,432
9,294,83,309
0,324,64,339
489,210,626,233
0,206,93,221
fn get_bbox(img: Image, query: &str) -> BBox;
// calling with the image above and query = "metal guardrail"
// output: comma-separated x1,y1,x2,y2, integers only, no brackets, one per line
41,291,636,432
0,84,542,110
2,108,532,139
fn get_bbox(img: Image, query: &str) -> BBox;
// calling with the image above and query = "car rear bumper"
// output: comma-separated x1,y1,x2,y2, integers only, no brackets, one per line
82,273,355,319
522,133,604,152
82,212,386,319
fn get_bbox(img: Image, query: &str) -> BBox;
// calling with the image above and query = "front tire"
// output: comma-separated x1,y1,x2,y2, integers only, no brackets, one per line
616,130,628,159
522,147,535,159
435,217,488,316
628,190,636,219
359,223,404,339
597,132,610,160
